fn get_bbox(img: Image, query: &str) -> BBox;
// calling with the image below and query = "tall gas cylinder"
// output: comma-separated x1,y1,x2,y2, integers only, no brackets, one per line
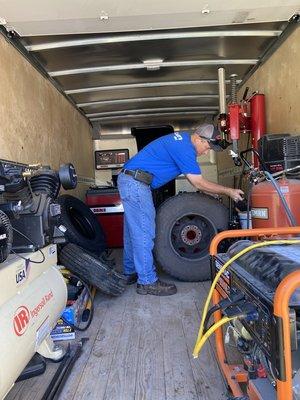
250,93,266,167
251,179,300,228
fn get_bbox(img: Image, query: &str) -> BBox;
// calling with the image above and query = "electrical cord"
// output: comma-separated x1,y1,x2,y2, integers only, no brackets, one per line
264,170,297,227
60,271,94,332
193,239,300,358
194,316,239,358
11,227,45,263
202,293,245,334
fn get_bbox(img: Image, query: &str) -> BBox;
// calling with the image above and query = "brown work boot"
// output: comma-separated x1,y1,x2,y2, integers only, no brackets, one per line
136,279,177,296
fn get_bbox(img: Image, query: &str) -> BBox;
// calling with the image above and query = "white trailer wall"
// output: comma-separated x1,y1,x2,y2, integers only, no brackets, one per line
0,35,94,198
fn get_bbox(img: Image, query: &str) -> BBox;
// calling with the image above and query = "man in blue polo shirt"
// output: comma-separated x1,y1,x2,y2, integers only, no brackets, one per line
118,124,244,296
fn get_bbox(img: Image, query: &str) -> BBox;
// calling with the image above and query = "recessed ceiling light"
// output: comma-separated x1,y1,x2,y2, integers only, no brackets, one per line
143,59,164,71
99,11,109,21
201,5,210,14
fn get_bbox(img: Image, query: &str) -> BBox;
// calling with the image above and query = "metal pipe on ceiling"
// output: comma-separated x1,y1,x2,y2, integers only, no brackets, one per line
218,67,227,114
49,59,258,77
65,79,241,95
77,95,223,108
26,30,282,52
90,110,216,122
86,106,217,118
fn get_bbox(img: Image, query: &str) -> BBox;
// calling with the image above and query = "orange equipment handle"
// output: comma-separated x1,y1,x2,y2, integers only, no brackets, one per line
210,226,300,399
210,226,300,257
274,270,300,400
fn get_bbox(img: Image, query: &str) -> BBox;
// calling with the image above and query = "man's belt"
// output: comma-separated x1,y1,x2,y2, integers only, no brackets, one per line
121,168,153,185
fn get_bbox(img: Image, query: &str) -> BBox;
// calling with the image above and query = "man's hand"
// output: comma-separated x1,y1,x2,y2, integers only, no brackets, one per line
186,174,245,201
228,188,244,202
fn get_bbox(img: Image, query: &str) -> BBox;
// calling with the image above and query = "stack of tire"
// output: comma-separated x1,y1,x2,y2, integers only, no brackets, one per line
57,195,126,296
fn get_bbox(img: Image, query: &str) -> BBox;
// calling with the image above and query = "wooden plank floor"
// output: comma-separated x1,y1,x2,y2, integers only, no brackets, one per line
6,262,227,400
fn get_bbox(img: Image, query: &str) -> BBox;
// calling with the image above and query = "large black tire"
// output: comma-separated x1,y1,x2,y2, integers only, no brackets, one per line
58,195,106,255
59,243,126,296
154,192,228,281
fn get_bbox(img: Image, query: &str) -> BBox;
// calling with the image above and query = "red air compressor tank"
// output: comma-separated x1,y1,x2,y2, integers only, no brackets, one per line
251,179,300,228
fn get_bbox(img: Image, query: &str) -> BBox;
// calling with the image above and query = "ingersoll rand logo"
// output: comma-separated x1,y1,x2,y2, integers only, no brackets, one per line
13,306,30,336
13,291,54,336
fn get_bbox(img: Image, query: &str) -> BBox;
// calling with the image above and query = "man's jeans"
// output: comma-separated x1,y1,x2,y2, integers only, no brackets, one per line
117,173,157,285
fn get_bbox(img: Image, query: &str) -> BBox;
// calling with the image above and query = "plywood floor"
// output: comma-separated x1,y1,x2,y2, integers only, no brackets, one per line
6,278,227,400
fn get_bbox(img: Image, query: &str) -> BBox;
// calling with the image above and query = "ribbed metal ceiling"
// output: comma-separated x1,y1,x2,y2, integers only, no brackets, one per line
0,1,299,134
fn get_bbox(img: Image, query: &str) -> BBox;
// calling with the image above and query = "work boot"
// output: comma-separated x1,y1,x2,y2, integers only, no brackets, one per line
136,279,177,296
125,273,138,285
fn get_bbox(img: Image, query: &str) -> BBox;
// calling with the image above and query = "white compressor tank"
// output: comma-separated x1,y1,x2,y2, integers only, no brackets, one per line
0,244,67,399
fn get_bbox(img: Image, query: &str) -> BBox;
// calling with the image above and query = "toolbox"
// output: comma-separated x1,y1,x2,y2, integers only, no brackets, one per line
86,187,124,248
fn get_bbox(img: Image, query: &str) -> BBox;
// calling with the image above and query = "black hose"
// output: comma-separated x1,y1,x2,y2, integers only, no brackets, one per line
203,296,245,334
203,305,221,334
11,227,46,263
264,170,297,227
246,180,252,229
240,147,267,171
237,133,251,190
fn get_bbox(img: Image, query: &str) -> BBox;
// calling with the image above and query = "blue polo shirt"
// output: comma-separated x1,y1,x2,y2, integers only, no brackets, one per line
124,132,201,189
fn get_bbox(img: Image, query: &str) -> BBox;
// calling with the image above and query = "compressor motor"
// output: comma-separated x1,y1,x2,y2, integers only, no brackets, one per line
0,159,77,255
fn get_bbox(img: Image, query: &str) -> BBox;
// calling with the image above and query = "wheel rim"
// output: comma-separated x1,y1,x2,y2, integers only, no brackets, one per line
169,213,216,260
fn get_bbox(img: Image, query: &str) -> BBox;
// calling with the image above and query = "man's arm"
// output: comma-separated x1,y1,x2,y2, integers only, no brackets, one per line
186,174,244,202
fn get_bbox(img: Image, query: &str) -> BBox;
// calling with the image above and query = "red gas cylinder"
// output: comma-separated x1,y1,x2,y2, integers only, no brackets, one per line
251,179,300,228
250,93,266,167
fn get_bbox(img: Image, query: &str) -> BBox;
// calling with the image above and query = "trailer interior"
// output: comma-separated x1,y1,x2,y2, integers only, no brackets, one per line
1,2,300,400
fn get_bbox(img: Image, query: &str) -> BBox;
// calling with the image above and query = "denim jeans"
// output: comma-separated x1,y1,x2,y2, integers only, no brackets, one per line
117,173,157,285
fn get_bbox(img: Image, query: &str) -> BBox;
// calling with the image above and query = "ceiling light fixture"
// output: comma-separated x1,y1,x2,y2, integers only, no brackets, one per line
99,11,109,21
143,59,164,71
201,5,210,14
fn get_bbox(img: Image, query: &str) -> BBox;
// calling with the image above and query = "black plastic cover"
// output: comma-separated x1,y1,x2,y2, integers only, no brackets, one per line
227,240,300,305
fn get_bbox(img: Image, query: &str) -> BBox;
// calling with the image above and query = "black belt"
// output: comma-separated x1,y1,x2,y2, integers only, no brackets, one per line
121,168,153,185
121,168,136,178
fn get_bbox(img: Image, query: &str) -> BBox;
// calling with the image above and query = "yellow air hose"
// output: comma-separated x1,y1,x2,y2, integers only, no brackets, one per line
193,238,300,358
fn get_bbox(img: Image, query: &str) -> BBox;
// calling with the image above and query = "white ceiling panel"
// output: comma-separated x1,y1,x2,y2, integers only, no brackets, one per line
0,1,299,35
